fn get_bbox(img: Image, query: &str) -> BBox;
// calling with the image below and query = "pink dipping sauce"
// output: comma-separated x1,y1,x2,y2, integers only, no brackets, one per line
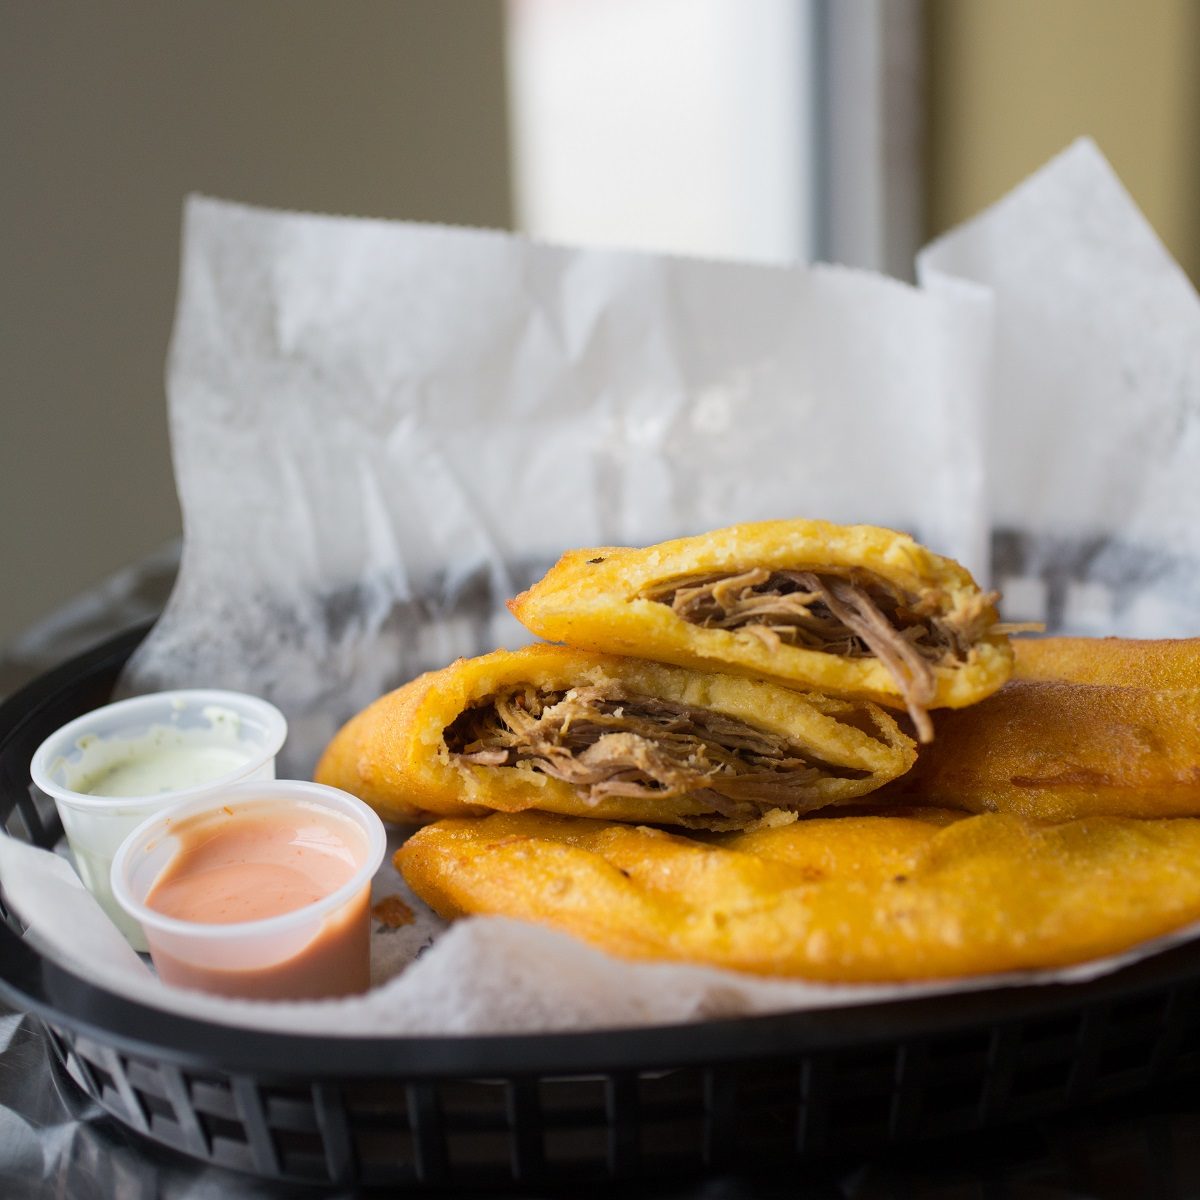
142,802,372,999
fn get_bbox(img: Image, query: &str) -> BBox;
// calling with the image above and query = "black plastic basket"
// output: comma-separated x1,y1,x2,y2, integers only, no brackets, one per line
2,626,1200,1191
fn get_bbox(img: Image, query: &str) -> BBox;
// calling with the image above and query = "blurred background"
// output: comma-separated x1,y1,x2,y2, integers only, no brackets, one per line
3,0,1198,648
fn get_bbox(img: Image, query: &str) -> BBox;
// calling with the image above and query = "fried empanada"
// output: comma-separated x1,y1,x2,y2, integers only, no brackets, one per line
1015,635,1200,689
880,676,1200,820
315,644,915,830
508,519,1011,741
397,809,1200,981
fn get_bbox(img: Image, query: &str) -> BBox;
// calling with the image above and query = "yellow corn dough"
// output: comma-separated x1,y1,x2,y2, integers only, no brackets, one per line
315,643,915,830
397,809,1200,982
508,519,1011,741
882,637,1200,820
1015,635,1200,689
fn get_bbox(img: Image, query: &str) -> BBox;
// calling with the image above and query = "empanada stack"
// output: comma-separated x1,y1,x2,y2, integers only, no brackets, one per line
315,519,1184,985
318,519,1011,831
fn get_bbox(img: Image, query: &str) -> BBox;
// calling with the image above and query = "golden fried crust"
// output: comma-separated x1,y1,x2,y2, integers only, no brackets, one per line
315,643,916,829
881,679,1200,820
397,809,1200,981
1015,636,1200,689
508,519,1011,712
313,675,478,824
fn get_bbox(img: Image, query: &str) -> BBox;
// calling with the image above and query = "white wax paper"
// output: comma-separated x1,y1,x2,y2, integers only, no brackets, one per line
7,138,1200,1035
122,195,990,775
919,138,1200,634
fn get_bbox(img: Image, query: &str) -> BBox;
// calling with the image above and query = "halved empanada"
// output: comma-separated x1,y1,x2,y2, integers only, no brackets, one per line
509,519,1012,740
315,643,915,830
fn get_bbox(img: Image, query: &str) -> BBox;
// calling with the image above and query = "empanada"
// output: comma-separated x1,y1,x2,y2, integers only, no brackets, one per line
880,677,1200,820
509,519,1011,740
1015,635,1200,689
398,808,1200,981
315,644,915,830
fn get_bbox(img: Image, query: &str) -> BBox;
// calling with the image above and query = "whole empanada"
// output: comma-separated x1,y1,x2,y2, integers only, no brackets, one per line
398,808,1200,981
883,639,1200,820
1015,635,1200,688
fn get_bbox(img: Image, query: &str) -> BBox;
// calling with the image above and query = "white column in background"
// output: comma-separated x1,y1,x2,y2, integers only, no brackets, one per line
505,0,815,265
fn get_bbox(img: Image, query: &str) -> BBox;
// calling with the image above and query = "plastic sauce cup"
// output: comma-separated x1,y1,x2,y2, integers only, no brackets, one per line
110,781,386,1001
30,690,287,949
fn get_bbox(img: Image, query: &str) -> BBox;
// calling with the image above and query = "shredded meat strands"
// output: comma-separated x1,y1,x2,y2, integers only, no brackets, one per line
444,686,870,825
640,568,1000,743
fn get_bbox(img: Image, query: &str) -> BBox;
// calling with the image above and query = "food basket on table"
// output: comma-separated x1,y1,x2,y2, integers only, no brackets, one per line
3,624,1200,1191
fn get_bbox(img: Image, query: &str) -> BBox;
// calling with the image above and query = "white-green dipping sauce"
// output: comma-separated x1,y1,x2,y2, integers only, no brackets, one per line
75,743,252,797
63,707,254,798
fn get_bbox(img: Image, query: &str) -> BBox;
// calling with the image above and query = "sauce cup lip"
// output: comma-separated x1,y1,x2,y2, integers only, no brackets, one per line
110,780,387,942
29,688,288,810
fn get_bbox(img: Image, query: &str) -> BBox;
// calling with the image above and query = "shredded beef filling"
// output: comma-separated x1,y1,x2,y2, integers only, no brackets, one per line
640,569,998,743
444,685,869,823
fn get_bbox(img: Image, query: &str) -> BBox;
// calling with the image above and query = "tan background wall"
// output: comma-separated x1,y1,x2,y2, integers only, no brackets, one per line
925,0,1200,283
1,2,511,646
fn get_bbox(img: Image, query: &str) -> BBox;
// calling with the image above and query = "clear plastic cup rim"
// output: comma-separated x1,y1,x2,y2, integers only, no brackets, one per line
30,689,288,811
109,780,387,941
